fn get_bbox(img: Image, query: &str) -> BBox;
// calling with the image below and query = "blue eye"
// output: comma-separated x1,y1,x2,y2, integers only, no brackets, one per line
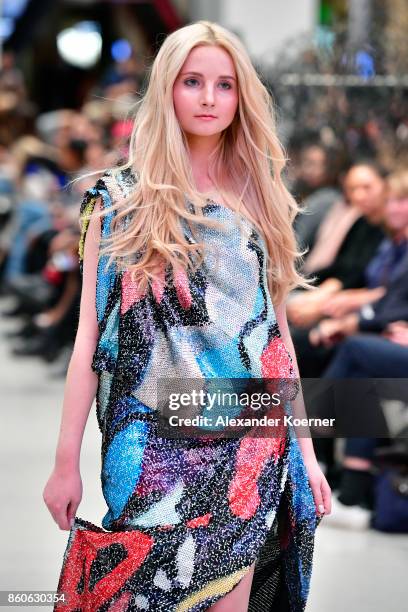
184,78,199,86
183,78,233,90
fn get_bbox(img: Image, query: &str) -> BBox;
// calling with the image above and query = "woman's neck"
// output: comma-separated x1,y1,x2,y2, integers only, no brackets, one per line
187,132,220,159
187,135,220,189
186,136,232,206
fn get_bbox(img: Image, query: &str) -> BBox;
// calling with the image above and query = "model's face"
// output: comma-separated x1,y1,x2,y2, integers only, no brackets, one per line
173,45,238,140
343,166,386,215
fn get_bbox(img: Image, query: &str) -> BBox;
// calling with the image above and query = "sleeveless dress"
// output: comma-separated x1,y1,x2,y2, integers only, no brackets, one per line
54,168,321,612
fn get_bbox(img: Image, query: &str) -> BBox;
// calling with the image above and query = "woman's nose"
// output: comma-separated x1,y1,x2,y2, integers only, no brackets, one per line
201,85,215,105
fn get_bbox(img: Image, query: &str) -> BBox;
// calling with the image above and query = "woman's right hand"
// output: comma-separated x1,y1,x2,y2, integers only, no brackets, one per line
43,467,83,531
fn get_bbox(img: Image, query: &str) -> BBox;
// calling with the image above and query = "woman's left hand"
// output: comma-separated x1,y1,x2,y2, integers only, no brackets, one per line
304,459,332,517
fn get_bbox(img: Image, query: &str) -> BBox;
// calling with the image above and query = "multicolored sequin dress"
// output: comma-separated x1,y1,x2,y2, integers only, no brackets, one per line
54,168,321,612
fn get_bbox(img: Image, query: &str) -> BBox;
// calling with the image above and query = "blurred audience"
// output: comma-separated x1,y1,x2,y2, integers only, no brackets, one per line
308,169,408,351
1,48,407,533
0,56,137,373
302,169,408,529
288,161,390,377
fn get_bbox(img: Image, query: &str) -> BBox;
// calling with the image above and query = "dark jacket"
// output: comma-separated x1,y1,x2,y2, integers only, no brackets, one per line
358,250,408,332
311,216,385,289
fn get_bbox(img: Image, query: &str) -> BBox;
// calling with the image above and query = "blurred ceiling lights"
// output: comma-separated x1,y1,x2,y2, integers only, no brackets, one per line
0,0,30,39
111,39,132,63
56,21,102,69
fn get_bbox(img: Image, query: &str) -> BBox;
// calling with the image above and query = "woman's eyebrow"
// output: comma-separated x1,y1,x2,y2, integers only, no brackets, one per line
180,71,236,80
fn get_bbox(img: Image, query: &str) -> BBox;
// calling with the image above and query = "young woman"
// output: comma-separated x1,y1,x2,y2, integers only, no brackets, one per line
43,21,331,612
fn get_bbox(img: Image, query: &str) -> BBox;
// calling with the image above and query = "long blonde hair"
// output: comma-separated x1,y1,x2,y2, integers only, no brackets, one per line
86,20,312,305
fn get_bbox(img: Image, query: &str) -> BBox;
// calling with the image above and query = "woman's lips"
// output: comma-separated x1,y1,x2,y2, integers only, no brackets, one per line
195,115,217,120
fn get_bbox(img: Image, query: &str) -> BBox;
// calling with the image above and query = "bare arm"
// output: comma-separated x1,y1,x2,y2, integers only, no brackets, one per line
43,198,102,529
275,300,332,516
321,285,387,318
275,301,317,464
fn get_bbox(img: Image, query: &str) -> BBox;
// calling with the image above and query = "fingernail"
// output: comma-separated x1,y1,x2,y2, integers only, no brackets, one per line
70,518,74,527
318,504,325,513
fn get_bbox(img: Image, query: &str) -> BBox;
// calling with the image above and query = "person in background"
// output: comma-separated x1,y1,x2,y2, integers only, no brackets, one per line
293,141,343,252
310,170,408,526
288,161,387,331
309,169,408,349
320,320,408,529
288,161,388,377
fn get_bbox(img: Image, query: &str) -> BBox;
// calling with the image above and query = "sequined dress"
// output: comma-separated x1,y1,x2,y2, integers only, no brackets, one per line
54,168,321,612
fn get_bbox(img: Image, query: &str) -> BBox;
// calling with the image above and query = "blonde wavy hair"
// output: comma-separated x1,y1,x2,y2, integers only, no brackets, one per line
387,169,408,199
86,20,313,305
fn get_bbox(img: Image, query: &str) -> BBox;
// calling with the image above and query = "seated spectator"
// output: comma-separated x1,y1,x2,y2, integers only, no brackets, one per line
309,169,408,349
291,169,408,377
1,137,58,286
10,228,81,361
303,169,408,526
292,141,343,252
288,160,387,329
320,321,408,529
320,169,408,319
323,320,408,378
